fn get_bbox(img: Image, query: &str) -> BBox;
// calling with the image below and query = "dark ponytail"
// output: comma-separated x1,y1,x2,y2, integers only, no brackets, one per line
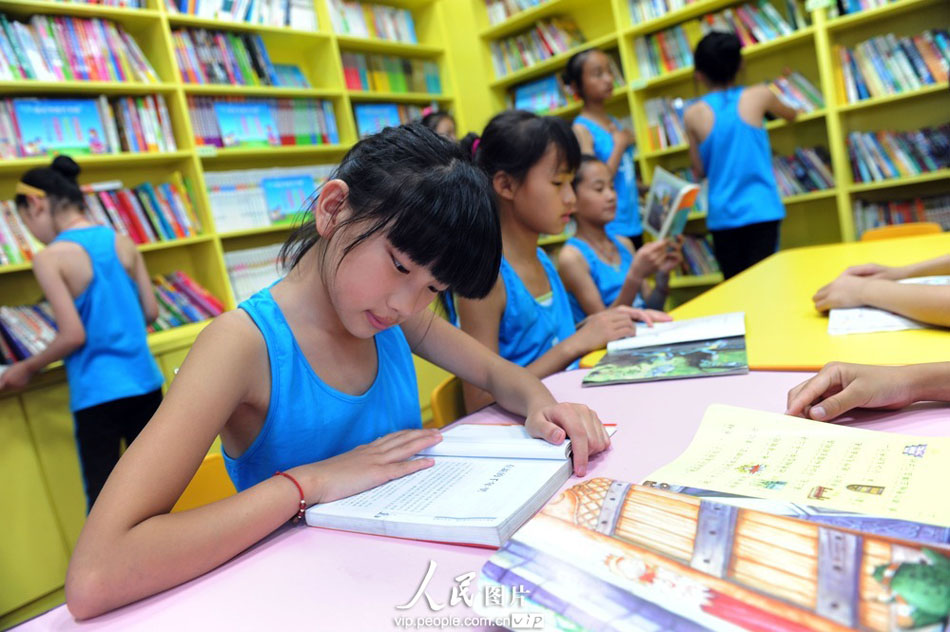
694,32,742,85
561,50,593,100
15,155,84,211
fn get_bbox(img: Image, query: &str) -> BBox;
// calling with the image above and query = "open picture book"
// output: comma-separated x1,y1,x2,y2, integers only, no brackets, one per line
305,423,616,547
828,275,950,335
641,166,701,240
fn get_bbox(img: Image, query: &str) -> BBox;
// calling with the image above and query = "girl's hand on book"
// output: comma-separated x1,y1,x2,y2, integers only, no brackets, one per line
630,308,672,326
297,428,443,505
842,262,903,280
0,361,35,392
574,306,640,351
785,362,916,422
812,274,872,311
524,403,610,476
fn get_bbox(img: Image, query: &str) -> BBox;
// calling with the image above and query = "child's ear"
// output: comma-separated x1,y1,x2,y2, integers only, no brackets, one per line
313,179,350,237
492,171,517,202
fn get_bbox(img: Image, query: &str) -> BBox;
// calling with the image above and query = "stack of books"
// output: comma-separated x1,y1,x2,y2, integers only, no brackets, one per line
187,97,339,148
81,176,202,245
828,0,898,18
485,0,553,25
341,53,441,94
847,124,950,184
172,29,308,88
772,146,834,197
326,0,417,43
204,164,335,232
148,271,225,333
853,193,950,237
0,13,158,82
835,30,949,104
768,70,823,112
678,235,720,276
353,102,425,138
628,0,700,25
488,17,585,78
0,202,42,265
165,0,317,31
0,95,176,158
699,0,800,47
643,97,689,150
0,302,56,365
633,25,693,80
224,243,284,303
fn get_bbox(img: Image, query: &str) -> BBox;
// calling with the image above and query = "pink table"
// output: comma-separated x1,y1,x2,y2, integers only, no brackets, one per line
19,370,950,631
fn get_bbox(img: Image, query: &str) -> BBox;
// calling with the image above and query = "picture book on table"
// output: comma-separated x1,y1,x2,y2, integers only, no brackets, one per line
828,276,950,335
260,174,314,224
478,405,950,632
583,313,748,386
641,165,701,240
212,101,279,148
13,98,108,156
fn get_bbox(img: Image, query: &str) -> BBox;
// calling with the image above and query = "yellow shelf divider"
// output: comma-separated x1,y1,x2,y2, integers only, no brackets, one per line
334,35,443,56
489,33,618,89
835,82,950,114
669,272,723,288
347,90,451,102
847,169,950,194
181,84,343,98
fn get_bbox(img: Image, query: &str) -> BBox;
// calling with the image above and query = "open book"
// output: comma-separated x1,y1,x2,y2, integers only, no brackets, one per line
641,166,701,240
305,423,616,547
828,275,950,335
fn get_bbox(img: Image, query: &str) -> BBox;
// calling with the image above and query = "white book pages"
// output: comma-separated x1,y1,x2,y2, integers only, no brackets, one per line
827,276,950,335
606,312,746,353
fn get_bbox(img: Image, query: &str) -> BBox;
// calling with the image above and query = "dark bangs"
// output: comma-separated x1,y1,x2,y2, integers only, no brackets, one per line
475,111,581,180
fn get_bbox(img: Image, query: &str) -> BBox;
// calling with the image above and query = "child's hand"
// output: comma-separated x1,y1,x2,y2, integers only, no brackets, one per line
574,306,640,351
0,362,35,392
297,428,443,505
611,126,633,149
842,262,902,280
630,240,668,279
524,402,610,476
658,242,683,274
786,362,916,421
812,274,872,311
630,308,672,326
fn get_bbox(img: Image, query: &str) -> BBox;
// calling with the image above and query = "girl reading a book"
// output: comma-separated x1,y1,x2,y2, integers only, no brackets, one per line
0,156,163,512
559,155,680,323
683,32,799,279
64,124,610,620
456,111,661,413
564,48,643,246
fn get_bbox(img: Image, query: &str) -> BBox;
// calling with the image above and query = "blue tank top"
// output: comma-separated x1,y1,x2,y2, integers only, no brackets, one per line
698,87,785,231
573,115,641,238
53,226,163,412
564,236,644,323
498,248,576,367
224,286,421,492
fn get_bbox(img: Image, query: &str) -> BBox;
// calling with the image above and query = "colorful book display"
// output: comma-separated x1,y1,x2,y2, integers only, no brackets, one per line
223,243,283,304
326,0,417,43
187,96,339,148
699,0,801,47
633,24,694,80
847,124,950,184
353,102,424,138
0,13,158,82
485,0,552,25
172,28,308,87
164,0,318,31
0,201,43,265
341,52,441,94
628,0,700,25
854,193,950,238
772,145,834,196
828,0,899,18
508,53,622,113
835,29,950,104
768,70,824,111
0,302,56,365
643,96,689,149
488,17,586,78
678,234,720,276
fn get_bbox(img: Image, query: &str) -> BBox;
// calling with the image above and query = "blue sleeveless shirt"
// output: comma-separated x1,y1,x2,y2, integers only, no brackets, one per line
53,226,163,412
564,236,644,323
498,248,576,367
573,115,641,238
224,286,421,492
698,86,785,231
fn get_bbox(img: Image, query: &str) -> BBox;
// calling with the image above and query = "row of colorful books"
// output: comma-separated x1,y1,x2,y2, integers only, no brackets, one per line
853,194,950,238
224,243,283,303
827,0,896,18
772,146,834,197
0,303,55,365
341,52,441,94
165,0,318,31
0,14,158,82
643,96,688,150
484,0,551,26
326,0,417,43
147,271,224,333
0,202,42,265
769,70,823,112
204,164,334,232
0,95,176,159
677,234,720,276
508,53,623,113
846,124,949,184
633,24,693,80
488,17,585,79
187,96,339,148
353,102,424,138
171,28,308,87
61,0,144,6
699,0,802,47
82,176,202,245
627,0,699,26
835,29,950,104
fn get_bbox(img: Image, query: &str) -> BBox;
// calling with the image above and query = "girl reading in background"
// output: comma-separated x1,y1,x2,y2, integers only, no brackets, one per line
420,109,457,142
564,49,643,246
65,124,610,620
559,155,681,323
456,111,665,414
0,156,163,512
683,32,799,279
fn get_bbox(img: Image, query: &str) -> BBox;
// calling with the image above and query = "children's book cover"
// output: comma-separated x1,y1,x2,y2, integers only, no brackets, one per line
642,165,700,239
478,477,950,631
212,101,279,148
583,335,748,386
353,103,401,139
260,174,314,224
13,98,108,156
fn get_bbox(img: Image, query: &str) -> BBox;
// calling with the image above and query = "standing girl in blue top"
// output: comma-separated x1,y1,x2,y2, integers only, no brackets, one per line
564,49,643,246
0,156,163,512
65,124,610,620
683,32,799,279
457,111,657,414
559,155,681,323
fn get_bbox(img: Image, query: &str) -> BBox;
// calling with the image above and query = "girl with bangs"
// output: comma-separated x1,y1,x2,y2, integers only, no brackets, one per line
65,124,610,620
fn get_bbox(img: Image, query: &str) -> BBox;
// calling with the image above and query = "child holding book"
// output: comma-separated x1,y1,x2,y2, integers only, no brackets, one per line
813,254,950,327
559,155,681,322
683,32,799,279
420,109,457,142
563,49,643,246
0,156,163,512
65,124,611,619
456,111,662,413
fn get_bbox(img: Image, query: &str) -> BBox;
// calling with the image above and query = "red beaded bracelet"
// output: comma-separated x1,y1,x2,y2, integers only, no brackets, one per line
274,471,307,523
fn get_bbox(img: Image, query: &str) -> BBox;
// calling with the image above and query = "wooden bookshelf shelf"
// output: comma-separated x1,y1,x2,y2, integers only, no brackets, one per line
546,90,627,118
489,33,618,89
847,170,950,194
782,189,837,205
219,224,295,239
346,91,451,103
138,235,215,252
624,0,736,37
836,82,950,114
165,13,330,38
0,80,179,96
334,36,443,57
197,144,350,162
478,0,569,40
825,0,942,32
0,1,160,24
642,143,687,159
669,272,723,288
631,65,692,91
146,320,211,355
0,151,192,175
0,261,33,276
181,85,342,99
764,108,828,130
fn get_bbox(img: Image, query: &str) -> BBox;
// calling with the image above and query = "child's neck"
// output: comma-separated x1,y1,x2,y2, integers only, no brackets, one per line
499,202,541,264
53,210,92,235
580,100,609,124
277,245,358,343
574,218,611,248
706,80,737,92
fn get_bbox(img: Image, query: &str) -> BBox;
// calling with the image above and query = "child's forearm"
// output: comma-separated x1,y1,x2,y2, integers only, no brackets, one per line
896,255,950,279
21,333,85,376
905,362,950,402
484,357,557,418
862,281,950,327
611,271,647,309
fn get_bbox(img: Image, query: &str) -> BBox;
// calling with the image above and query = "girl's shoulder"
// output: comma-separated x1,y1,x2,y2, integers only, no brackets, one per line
613,235,635,255
190,309,269,380
558,240,589,270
